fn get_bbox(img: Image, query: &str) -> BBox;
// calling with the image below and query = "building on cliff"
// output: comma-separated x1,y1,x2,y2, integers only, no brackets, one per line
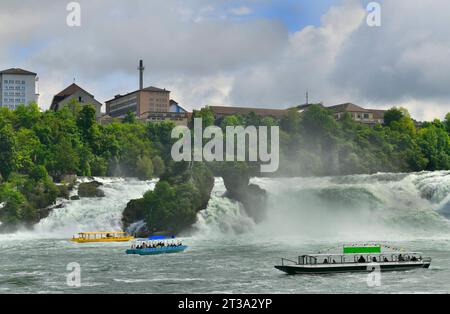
105,60,189,126
0,68,39,110
50,83,103,117
209,106,288,119
296,103,387,126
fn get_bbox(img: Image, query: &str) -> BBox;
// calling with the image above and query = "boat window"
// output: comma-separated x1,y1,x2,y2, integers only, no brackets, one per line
298,256,305,265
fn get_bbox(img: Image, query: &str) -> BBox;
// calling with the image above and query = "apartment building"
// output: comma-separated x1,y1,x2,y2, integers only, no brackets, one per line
105,86,170,118
0,68,38,109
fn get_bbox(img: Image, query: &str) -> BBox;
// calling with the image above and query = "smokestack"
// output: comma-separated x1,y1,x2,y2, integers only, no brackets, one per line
138,60,145,90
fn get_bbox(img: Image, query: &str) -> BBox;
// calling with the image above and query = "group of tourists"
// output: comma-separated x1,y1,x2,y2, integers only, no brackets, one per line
322,254,422,265
131,240,183,250
355,254,421,264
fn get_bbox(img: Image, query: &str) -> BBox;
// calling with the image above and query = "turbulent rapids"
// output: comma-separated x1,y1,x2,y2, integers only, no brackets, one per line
197,171,450,241
2,171,450,294
5,178,157,239
3,171,450,241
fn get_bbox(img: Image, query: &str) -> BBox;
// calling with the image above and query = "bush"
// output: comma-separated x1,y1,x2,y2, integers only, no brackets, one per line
152,156,165,178
136,156,154,180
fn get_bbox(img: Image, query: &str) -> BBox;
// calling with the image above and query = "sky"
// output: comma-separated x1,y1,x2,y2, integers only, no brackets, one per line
1,0,450,121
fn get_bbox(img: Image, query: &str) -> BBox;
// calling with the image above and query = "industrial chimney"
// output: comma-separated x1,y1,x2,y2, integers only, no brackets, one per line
138,60,145,90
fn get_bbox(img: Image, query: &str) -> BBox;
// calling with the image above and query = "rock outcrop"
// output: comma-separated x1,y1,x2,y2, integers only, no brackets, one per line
221,167,268,223
78,181,105,198
122,162,214,236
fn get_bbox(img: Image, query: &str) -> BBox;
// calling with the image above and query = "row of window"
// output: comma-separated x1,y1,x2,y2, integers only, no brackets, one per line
4,92,25,97
150,98,168,103
108,97,138,111
3,98,26,103
336,112,371,120
3,80,26,85
2,86,26,90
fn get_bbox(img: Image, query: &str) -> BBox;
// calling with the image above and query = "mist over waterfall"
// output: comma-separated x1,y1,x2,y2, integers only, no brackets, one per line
17,178,157,239
196,172,450,241
195,178,256,237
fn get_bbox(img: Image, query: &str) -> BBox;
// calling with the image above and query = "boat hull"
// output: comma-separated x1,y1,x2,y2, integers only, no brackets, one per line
126,246,188,256
275,261,431,275
72,237,134,243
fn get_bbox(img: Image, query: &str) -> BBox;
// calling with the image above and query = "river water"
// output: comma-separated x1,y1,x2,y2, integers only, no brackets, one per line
1,172,450,294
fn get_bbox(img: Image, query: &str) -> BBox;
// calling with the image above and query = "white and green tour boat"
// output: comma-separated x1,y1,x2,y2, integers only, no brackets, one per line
275,244,432,275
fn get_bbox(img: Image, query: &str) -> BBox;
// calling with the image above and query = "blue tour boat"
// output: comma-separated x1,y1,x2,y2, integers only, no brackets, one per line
126,236,188,256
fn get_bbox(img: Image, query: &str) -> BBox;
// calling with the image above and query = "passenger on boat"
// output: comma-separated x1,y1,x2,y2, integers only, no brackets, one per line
358,256,366,263
398,254,405,262
332,260,337,264
411,256,418,262
323,259,329,264
384,257,389,263
372,257,377,263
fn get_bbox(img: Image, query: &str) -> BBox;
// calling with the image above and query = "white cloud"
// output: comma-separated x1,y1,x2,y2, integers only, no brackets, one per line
1,0,450,120
228,6,253,16
229,0,366,109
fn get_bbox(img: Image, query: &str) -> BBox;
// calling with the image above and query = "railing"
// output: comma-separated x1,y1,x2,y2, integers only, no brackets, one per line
281,258,298,266
280,255,430,266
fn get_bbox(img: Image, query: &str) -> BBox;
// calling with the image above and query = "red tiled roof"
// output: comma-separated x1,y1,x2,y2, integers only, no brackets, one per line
328,103,371,113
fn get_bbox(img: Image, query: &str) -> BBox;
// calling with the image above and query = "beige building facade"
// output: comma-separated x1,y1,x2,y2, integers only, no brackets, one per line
50,83,103,117
106,86,170,118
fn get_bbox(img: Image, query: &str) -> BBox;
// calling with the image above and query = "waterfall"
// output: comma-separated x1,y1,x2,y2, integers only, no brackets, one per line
3,171,450,242
195,172,450,241
10,177,157,239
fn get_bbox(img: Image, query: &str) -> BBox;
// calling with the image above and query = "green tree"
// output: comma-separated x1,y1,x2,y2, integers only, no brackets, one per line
192,107,215,128
384,107,405,126
123,111,137,124
13,103,40,129
444,113,450,133
77,105,97,142
152,156,165,177
0,125,18,180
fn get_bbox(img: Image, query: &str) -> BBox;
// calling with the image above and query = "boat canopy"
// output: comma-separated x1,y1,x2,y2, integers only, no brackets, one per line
147,236,175,240
78,232,127,235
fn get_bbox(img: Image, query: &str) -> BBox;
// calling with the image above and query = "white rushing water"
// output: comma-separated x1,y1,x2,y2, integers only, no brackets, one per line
0,177,157,240
2,171,450,242
196,171,450,242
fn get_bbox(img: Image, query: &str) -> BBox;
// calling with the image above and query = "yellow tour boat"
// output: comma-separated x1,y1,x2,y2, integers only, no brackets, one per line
71,232,134,243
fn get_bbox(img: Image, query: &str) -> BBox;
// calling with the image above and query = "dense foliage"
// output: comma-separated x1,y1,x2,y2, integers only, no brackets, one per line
193,105,450,177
